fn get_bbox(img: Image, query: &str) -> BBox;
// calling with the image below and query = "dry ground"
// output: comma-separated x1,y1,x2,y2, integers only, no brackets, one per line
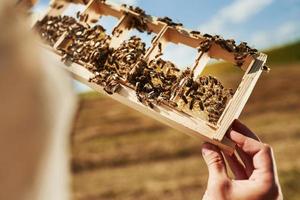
71,63,300,200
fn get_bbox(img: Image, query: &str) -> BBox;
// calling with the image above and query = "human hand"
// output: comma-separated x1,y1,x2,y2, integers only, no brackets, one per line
201,120,283,200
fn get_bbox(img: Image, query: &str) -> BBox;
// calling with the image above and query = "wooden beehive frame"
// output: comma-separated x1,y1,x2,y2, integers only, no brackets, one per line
31,0,267,154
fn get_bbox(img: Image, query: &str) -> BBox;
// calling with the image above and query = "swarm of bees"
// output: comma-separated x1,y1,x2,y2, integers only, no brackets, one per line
121,5,152,34
127,57,182,108
198,34,262,67
35,15,80,46
60,24,111,68
35,10,240,125
106,36,146,78
173,70,233,124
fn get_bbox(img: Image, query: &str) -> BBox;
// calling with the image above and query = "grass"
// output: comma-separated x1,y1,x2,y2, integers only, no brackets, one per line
280,168,300,200
71,41,300,199
266,40,300,65
79,91,104,99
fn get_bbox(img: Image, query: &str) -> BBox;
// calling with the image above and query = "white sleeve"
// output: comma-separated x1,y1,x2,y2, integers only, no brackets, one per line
0,1,77,200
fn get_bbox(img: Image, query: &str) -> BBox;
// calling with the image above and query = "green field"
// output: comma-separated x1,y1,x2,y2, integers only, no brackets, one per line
71,41,300,200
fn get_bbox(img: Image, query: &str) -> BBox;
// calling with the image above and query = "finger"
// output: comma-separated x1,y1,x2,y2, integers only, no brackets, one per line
202,190,209,200
223,152,248,180
249,144,276,184
230,129,269,177
252,144,274,173
202,143,227,183
236,147,254,177
228,121,260,176
232,119,260,141
229,130,264,156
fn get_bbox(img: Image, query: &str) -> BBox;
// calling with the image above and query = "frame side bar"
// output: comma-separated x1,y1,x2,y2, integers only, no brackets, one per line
213,53,267,141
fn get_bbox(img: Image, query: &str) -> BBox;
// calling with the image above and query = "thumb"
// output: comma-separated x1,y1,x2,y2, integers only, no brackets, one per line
202,143,227,183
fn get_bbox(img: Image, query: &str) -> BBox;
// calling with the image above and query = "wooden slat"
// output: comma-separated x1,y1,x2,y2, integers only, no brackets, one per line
80,0,102,25
144,25,168,61
213,53,267,141
84,0,123,19
110,14,132,48
192,52,210,80
208,43,254,71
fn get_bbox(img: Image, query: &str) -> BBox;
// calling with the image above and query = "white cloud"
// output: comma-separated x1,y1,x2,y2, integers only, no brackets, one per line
250,20,300,49
277,21,298,39
251,32,270,48
162,44,198,69
199,0,273,35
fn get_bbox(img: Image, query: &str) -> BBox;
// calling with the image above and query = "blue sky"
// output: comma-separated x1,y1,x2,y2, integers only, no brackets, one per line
34,0,300,92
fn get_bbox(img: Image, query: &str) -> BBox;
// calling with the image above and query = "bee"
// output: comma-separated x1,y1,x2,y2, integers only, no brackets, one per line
113,29,123,37
167,100,178,107
84,14,89,23
50,2,57,8
236,59,244,67
174,22,183,27
206,107,215,114
190,30,201,35
147,90,158,99
198,38,213,52
180,92,188,104
157,16,172,22
145,99,154,109
151,36,157,43
90,19,98,23
208,114,218,124
104,81,121,95
75,30,83,36
135,81,144,92
158,42,162,53
61,53,69,63
136,92,154,109
56,4,64,10
235,53,247,61
185,86,193,96
78,13,83,21
262,65,270,72
189,96,196,110
155,52,163,59
203,33,213,38
219,39,235,52
199,99,204,111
